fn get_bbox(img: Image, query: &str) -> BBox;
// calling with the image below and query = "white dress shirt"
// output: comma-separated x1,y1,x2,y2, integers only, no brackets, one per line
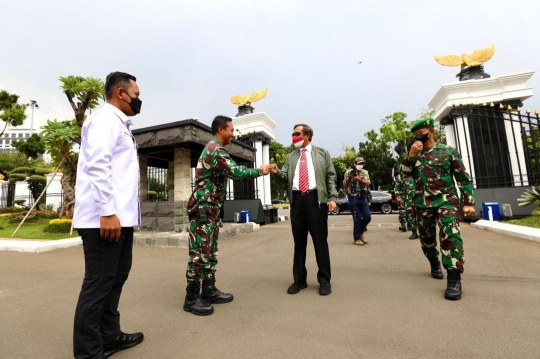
293,143,317,191
73,103,140,228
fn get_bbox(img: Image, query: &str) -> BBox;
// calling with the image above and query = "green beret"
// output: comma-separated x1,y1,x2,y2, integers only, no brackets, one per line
411,117,435,132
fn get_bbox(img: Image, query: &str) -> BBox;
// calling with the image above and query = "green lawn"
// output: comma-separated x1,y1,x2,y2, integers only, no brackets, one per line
0,217,78,240
504,216,540,229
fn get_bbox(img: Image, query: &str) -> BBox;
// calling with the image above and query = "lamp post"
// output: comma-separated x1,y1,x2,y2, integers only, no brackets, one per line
27,100,39,135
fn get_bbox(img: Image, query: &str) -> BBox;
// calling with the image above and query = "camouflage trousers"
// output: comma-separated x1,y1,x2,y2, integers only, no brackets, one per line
186,207,220,287
415,203,464,272
405,192,417,230
397,202,407,228
405,203,417,230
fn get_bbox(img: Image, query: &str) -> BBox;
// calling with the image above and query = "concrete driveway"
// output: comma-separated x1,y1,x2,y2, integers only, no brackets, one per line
1,213,539,359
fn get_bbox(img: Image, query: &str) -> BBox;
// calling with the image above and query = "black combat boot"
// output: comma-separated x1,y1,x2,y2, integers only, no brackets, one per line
428,257,443,279
184,283,214,316
201,277,234,304
409,229,418,240
398,223,407,232
445,270,462,300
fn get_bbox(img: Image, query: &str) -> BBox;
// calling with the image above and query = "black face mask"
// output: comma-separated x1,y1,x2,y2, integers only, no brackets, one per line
414,133,430,144
123,92,142,115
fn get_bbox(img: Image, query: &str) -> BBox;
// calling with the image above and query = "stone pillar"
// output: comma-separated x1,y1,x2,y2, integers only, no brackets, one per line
139,154,148,201
168,160,174,201
174,147,191,232
262,141,271,205
254,139,264,202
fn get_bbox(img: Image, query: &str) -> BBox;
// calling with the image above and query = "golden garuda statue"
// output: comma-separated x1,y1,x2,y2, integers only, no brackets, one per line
230,88,268,107
433,43,495,70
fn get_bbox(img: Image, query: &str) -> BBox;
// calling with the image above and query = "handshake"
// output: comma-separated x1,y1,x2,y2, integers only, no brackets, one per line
259,164,279,175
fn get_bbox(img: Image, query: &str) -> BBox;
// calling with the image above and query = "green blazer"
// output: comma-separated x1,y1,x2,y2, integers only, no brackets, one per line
277,144,338,205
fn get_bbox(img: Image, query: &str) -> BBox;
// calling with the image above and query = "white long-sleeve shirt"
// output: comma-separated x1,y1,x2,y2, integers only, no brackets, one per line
73,103,140,228
293,143,317,191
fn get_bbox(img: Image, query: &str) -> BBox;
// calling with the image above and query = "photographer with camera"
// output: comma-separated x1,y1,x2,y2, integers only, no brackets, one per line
343,157,371,246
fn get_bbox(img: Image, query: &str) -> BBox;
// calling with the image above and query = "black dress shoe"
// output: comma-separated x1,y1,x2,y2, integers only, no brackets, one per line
103,332,144,357
319,283,332,296
287,282,307,294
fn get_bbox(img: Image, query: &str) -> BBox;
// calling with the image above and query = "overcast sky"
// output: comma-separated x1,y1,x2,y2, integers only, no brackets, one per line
1,0,539,156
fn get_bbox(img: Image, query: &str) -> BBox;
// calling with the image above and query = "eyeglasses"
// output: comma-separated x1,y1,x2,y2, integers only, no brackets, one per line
292,132,303,137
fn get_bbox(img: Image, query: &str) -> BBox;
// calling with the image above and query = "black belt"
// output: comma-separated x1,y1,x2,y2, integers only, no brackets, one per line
292,189,317,196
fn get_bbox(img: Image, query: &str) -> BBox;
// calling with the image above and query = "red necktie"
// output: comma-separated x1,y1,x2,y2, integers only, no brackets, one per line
299,148,309,192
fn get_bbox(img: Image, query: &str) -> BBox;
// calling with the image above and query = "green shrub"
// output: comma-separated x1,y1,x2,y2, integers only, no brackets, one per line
44,218,73,233
38,203,55,211
11,167,31,174
14,199,26,206
35,168,52,175
147,190,157,197
43,223,72,233
8,173,27,182
0,207,25,214
28,175,47,185
36,210,59,219
9,212,38,224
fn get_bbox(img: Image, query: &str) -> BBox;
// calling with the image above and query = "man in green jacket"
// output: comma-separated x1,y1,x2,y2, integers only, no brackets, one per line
271,124,338,296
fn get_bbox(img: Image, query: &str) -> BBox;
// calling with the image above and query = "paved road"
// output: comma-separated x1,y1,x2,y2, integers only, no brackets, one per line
1,213,539,359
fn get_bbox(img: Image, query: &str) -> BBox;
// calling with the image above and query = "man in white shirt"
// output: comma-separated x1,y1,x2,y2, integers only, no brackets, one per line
73,72,143,359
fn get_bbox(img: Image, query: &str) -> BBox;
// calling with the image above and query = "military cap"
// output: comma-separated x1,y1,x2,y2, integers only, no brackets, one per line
410,117,435,132
354,157,365,163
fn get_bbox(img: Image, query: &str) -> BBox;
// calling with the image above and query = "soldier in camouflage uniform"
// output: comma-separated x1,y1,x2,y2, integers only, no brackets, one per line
404,176,418,239
402,117,476,301
184,115,272,315
393,164,408,232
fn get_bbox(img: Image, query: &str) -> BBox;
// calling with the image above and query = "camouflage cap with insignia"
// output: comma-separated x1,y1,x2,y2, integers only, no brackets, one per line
411,117,435,132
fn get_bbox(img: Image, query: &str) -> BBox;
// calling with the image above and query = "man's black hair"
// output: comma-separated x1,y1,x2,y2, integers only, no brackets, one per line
212,115,233,135
105,72,137,99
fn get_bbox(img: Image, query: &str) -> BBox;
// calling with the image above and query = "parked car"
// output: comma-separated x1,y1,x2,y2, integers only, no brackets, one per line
271,198,287,204
330,191,396,215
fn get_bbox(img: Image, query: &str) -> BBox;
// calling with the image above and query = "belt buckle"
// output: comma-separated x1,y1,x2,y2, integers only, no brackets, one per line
301,190,308,195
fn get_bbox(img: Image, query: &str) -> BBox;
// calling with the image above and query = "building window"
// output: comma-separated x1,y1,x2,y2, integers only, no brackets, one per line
11,133,16,137
18,134,23,138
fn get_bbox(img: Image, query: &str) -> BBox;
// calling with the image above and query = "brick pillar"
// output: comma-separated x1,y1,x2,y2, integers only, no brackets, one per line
139,154,148,201
174,147,191,232
168,160,174,201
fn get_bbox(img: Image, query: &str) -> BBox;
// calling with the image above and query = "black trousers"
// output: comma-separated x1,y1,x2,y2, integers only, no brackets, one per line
73,228,134,359
290,191,331,284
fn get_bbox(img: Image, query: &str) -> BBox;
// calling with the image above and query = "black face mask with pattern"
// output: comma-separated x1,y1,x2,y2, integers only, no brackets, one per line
414,133,430,144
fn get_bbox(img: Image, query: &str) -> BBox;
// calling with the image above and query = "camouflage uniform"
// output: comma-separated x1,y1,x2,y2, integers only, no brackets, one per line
402,145,474,272
393,166,407,229
404,177,417,231
186,137,263,287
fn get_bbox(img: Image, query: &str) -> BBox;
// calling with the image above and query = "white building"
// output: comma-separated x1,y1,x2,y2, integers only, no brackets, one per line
0,126,32,154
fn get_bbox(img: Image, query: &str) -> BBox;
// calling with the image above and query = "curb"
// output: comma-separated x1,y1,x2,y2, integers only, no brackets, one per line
0,237,82,253
471,219,540,244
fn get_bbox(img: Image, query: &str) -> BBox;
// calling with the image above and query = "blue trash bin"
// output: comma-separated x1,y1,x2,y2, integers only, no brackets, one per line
240,210,252,223
482,202,500,221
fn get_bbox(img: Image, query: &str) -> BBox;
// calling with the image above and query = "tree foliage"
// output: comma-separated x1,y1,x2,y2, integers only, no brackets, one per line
59,76,105,127
39,75,105,218
0,90,27,137
269,141,296,200
12,134,46,162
